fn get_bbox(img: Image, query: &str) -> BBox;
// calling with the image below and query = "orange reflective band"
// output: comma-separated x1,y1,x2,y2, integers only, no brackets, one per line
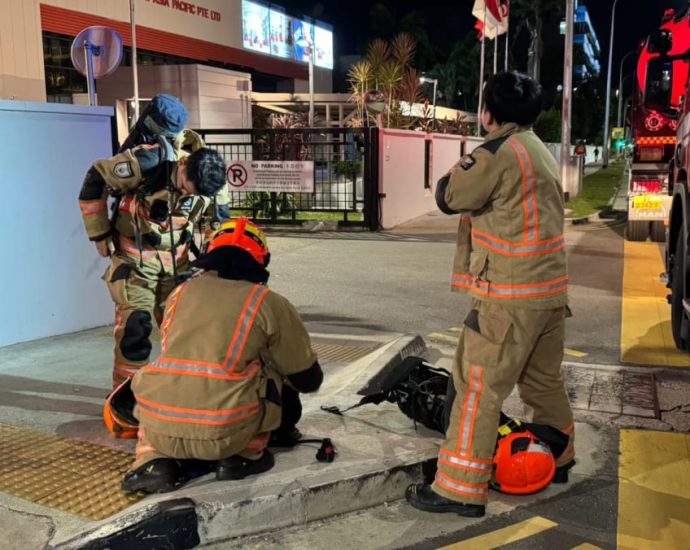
146,356,261,381
117,236,156,257
471,229,565,257
161,284,186,353
79,200,107,216
456,365,484,457
439,451,493,473
451,274,568,299
223,285,270,373
135,444,157,459
136,395,259,426
508,137,540,243
636,136,676,145
435,471,489,498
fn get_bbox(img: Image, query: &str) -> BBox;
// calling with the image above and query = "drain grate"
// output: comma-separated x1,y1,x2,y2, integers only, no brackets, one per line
0,423,141,520
312,342,378,363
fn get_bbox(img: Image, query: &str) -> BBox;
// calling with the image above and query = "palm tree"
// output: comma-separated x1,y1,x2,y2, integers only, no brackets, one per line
366,39,390,90
510,0,564,82
379,61,403,127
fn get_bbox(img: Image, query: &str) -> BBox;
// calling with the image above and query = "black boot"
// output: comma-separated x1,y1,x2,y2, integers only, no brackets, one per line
405,483,485,517
553,460,576,484
122,458,186,494
268,427,302,448
216,449,275,481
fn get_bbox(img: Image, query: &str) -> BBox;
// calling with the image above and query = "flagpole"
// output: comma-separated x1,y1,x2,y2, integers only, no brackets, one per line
477,11,487,136
504,17,509,71
493,34,498,74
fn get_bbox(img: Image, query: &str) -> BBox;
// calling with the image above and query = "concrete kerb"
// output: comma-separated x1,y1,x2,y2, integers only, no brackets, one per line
50,334,435,549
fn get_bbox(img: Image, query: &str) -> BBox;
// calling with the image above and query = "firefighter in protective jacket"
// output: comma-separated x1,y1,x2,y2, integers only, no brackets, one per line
121,218,323,494
78,131,227,388
406,72,575,517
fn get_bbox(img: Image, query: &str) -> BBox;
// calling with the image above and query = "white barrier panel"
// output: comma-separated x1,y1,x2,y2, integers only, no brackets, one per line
0,101,114,347
379,129,463,229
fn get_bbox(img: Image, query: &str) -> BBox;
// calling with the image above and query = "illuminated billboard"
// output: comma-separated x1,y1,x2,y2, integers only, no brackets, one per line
241,1,333,70
269,9,293,59
314,26,333,69
242,1,270,54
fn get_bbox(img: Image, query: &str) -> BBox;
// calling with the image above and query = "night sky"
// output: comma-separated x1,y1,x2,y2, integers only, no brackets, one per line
284,0,689,84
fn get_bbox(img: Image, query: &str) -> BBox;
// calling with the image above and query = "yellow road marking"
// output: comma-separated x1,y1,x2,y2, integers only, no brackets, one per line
620,241,690,367
564,347,588,358
618,430,690,549
440,516,558,549
448,327,463,333
571,545,603,550
428,332,460,344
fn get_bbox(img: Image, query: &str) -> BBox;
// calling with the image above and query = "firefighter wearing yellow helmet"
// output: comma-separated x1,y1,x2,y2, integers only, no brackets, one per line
122,218,323,494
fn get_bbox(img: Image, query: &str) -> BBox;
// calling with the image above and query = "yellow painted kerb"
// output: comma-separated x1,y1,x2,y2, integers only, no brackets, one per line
617,429,690,549
620,240,690,367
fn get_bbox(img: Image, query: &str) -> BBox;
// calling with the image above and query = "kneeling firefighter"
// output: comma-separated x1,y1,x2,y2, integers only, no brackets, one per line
120,218,323,494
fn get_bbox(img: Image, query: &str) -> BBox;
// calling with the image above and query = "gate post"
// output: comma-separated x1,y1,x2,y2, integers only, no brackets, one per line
363,127,380,231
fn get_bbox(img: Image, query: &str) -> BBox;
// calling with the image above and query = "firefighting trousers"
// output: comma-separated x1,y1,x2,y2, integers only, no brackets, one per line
131,387,303,471
103,252,186,387
433,300,574,505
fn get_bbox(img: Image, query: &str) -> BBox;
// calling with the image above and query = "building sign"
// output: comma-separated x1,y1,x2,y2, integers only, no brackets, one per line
241,0,333,69
145,0,222,22
227,161,315,193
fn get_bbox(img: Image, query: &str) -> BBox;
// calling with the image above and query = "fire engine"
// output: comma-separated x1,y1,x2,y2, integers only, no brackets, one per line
660,6,690,350
626,9,687,242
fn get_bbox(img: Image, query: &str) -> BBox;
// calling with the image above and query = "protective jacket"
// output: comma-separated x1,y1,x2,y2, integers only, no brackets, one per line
78,131,212,264
437,123,568,308
131,272,318,444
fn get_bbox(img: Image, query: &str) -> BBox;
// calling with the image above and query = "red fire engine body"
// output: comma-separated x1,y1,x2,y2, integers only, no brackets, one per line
627,9,688,241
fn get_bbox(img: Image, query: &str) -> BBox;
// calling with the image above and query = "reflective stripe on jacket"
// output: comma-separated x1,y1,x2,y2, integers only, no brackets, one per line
438,124,568,309
131,272,318,441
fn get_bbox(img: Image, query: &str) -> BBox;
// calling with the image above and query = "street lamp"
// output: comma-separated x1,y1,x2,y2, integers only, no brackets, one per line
419,76,438,131
603,0,621,168
617,50,637,128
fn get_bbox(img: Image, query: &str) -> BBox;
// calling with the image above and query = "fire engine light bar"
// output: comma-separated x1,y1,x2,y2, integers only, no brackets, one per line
636,136,677,145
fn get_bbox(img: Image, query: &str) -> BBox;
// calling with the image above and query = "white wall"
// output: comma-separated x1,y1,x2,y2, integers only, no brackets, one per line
0,101,114,347
379,130,463,229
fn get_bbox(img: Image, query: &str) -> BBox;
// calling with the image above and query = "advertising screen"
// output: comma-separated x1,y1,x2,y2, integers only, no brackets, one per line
269,10,293,59
292,19,314,64
314,26,333,69
242,1,270,54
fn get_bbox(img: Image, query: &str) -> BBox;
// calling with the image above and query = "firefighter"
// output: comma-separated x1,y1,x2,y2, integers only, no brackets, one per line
78,132,226,388
406,71,575,517
121,218,323,494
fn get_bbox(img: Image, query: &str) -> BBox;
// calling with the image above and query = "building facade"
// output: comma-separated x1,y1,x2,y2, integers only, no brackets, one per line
573,4,601,83
0,0,333,129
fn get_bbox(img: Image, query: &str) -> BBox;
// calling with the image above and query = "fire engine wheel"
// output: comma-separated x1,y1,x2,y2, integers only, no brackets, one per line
626,220,650,242
650,221,666,243
671,235,689,351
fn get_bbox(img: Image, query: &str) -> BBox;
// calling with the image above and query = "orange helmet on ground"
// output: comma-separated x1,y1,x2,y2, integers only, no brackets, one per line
103,378,139,439
206,217,270,266
492,431,556,495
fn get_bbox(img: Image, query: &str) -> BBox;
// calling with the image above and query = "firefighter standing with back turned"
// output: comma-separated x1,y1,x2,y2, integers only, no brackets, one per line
78,95,227,388
406,71,575,517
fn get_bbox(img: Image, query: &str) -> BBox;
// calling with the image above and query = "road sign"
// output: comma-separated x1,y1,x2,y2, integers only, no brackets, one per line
226,160,314,193
612,127,625,140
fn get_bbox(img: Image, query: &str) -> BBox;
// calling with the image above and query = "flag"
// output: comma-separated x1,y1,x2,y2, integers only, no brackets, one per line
472,0,510,40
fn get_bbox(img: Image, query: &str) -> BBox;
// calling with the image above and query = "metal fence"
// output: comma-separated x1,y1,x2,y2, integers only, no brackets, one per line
195,127,379,230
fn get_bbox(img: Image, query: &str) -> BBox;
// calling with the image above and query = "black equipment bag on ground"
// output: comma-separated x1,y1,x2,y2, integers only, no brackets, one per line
321,356,450,434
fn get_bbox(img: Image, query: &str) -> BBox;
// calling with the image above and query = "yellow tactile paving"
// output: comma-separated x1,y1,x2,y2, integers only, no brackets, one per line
621,241,690,367
617,430,690,549
0,422,141,520
440,516,558,549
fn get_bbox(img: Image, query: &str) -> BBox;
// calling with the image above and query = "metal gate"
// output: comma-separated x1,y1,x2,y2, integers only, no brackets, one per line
196,127,380,230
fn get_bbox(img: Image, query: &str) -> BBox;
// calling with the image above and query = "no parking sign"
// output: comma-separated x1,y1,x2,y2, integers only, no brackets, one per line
226,161,314,193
